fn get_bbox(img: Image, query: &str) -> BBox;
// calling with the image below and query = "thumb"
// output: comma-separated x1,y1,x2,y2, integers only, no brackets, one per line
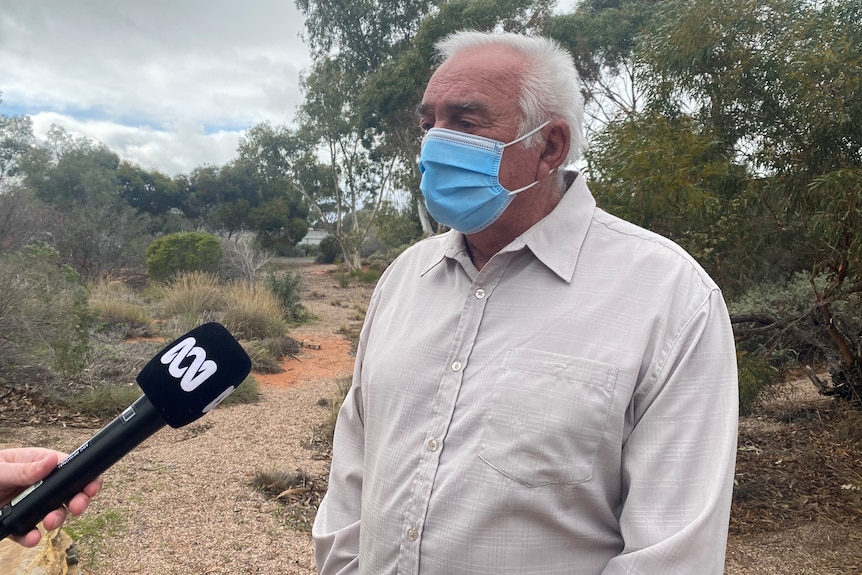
0,455,56,490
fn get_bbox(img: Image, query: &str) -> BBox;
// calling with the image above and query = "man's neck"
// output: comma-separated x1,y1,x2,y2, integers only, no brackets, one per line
464,238,497,271
464,177,569,270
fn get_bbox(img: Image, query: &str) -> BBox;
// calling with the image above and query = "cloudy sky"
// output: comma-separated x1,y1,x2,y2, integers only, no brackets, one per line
1,1,578,177
0,1,312,176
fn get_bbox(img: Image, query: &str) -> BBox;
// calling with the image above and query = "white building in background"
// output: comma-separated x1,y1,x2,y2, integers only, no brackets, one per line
300,229,328,246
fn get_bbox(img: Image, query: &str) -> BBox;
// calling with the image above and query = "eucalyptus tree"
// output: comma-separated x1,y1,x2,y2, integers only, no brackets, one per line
584,0,862,402
18,126,151,279
0,112,35,186
543,0,659,133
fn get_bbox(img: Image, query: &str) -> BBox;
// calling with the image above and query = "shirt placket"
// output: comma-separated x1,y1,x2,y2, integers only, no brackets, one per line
396,257,508,575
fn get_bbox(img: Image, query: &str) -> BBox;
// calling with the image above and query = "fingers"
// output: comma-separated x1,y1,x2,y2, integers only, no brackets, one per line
11,528,44,548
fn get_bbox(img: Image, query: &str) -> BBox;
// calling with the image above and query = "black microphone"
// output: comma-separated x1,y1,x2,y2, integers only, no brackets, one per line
0,322,251,541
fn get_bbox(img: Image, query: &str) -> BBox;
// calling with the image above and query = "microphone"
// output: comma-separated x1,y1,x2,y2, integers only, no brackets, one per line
0,322,251,541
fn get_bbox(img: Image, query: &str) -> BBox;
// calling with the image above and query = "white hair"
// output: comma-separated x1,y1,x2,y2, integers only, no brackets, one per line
434,30,586,167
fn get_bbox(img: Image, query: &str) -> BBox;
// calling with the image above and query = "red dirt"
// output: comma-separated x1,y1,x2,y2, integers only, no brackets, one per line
252,334,355,388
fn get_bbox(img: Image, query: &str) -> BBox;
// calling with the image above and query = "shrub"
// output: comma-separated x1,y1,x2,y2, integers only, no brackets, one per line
146,231,222,282
315,235,340,264
221,375,260,405
88,279,152,335
220,235,273,284
221,282,287,340
265,269,308,322
157,271,225,321
737,349,777,415
60,385,143,419
0,243,92,376
242,336,302,373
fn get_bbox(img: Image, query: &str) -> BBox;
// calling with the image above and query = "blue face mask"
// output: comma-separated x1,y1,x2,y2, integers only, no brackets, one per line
419,121,550,234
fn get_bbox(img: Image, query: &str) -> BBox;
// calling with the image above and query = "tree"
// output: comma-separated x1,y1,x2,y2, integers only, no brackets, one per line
585,0,862,403
17,126,153,280
117,162,181,215
0,113,35,185
543,0,658,137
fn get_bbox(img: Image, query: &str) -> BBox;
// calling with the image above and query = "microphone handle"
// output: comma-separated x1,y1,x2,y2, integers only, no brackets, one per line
0,394,166,540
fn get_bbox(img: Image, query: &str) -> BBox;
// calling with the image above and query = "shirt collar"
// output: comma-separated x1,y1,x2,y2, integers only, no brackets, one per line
421,171,596,282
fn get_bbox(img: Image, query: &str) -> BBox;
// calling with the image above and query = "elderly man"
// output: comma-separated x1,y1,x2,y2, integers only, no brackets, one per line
313,30,738,575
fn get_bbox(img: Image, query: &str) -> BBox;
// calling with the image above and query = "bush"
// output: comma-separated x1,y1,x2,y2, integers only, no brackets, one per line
737,349,777,415
219,235,272,284
264,269,308,322
157,271,225,322
221,282,288,340
0,243,92,376
89,279,152,336
315,235,340,264
146,231,222,282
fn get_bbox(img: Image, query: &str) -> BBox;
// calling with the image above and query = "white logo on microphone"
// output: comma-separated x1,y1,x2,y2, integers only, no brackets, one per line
160,337,218,391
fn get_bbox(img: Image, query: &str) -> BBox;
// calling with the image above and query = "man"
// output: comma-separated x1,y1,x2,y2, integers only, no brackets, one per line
0,447,101,547
313,30,738,574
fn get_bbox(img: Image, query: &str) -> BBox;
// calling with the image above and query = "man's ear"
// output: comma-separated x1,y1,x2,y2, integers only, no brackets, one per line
537,120,571,179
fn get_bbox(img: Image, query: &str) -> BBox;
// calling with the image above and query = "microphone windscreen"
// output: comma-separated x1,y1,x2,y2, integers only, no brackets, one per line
136,322,252,428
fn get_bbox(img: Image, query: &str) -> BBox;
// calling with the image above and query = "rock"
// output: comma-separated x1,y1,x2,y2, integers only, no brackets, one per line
0,529,80,575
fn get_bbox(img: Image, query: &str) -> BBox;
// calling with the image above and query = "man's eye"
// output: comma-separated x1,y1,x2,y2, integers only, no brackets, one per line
458,120,476,130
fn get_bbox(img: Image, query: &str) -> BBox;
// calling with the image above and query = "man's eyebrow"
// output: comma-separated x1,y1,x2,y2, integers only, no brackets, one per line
416,101,491,117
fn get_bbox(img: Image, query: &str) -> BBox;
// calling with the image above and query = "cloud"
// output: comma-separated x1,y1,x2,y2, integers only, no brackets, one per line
0,0,312,176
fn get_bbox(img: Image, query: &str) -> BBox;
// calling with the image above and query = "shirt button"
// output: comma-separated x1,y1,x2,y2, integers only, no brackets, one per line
475,288,486,299
427,439,439,452
407,528,419,541
451,361,462,372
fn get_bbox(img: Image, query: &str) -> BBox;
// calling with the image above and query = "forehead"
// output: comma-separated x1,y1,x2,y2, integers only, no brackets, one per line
420,45,524,119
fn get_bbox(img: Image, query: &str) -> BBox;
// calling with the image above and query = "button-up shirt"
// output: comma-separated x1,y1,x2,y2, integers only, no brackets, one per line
313,173,738,574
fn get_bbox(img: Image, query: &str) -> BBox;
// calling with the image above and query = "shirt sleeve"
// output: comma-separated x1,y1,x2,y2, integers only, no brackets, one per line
312,349,367,574
602,288,739,574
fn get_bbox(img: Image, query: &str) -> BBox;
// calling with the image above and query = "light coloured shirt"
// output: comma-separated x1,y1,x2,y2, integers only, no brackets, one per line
313,173,738,575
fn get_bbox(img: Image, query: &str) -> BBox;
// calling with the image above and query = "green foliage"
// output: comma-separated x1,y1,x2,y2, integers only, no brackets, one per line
373,201,421,250
0,113,35,184
0,243,91,375
117,161,180,215
736,350,777,416
264,269,309,323
146,231,222,282
587,112,749,290
316,235,341,264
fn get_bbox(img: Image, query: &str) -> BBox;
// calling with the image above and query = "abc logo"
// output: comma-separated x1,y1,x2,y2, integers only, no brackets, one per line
160,337,218,392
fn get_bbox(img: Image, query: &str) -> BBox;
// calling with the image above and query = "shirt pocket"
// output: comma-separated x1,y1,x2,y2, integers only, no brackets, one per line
478,349,618,487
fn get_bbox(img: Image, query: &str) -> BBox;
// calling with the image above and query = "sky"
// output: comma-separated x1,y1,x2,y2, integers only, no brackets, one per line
0,1,312,176
1,1,579,177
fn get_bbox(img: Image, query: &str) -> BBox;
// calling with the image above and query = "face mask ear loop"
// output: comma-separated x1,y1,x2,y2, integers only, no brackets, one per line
506,167,558,197
502,120,551,149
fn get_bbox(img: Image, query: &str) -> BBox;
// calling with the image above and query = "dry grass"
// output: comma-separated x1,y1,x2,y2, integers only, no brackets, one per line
221,281,287,340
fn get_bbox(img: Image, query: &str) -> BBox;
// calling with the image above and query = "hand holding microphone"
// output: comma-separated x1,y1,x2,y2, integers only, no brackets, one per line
0,447,102,547
0,322,251,544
